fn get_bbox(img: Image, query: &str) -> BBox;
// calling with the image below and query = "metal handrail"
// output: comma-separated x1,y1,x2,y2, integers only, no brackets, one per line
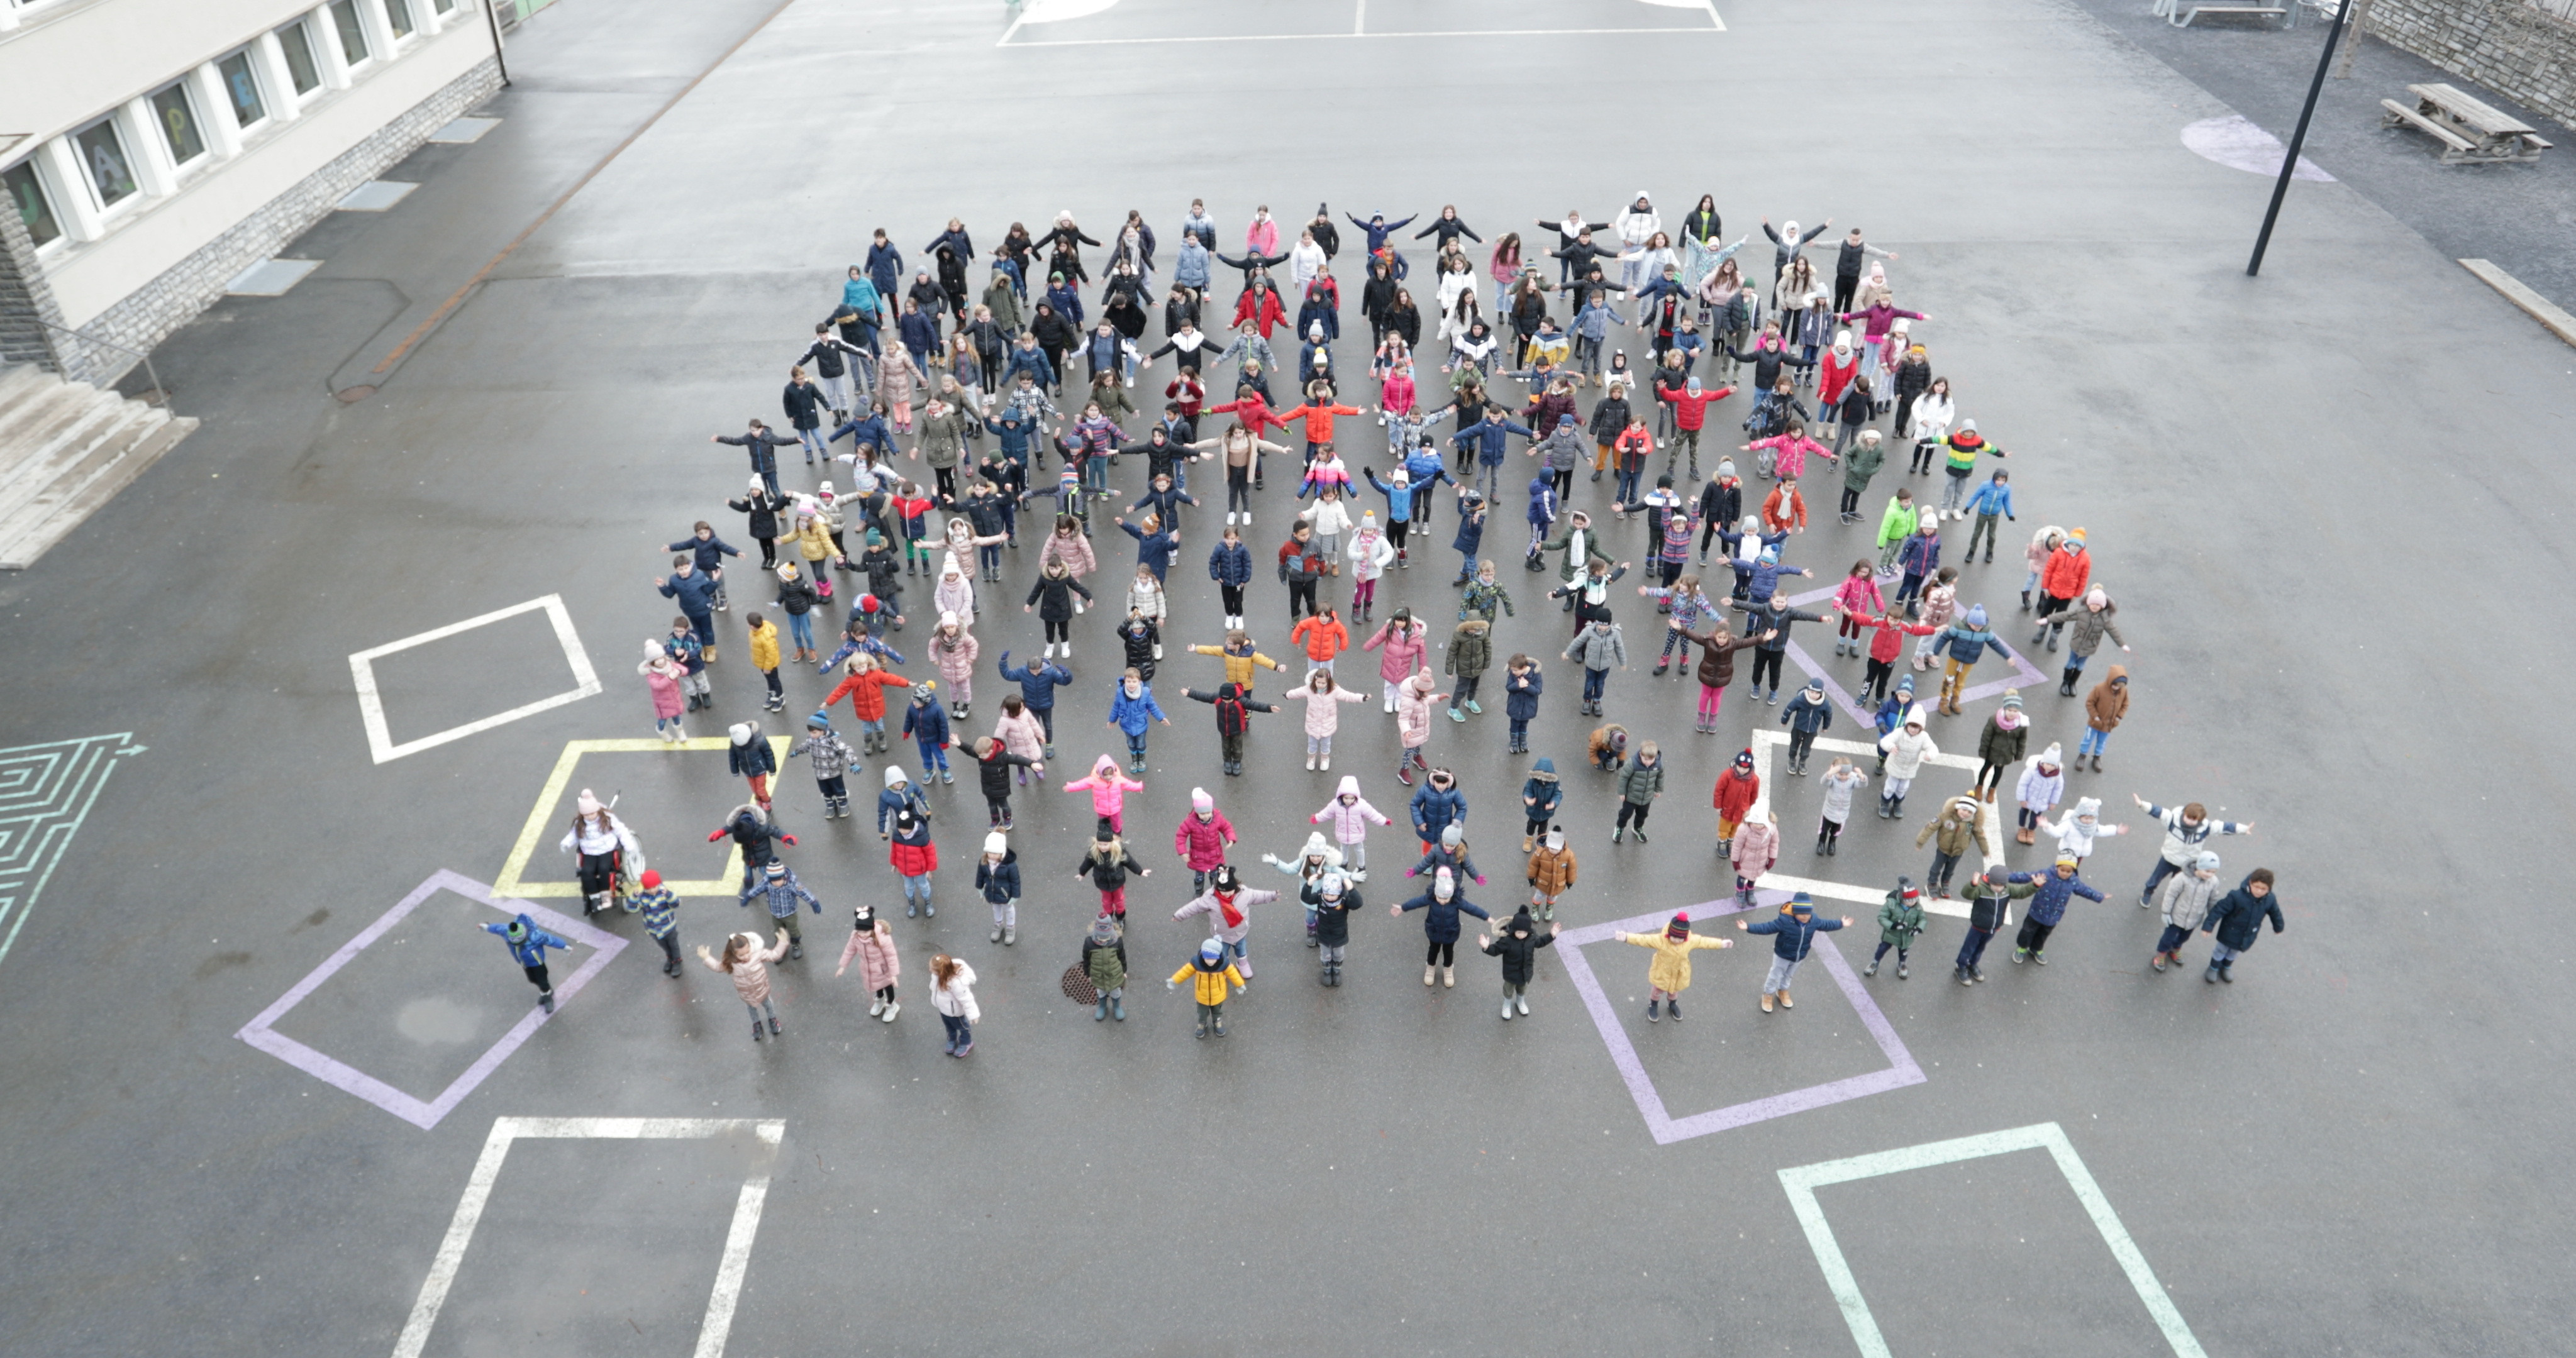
33,319,168,411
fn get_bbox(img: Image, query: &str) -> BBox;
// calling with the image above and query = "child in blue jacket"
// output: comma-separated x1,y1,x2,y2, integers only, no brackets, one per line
997,649,1074,753
1737,893,1852,1013
479,913,575,1013
900,681,953,782
1502,654,1543,754
1107,668,1172,773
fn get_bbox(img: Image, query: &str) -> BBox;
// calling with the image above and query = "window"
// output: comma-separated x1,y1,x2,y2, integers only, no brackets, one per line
151,82,208,167
74,117,139,210
386,0,414,38
433,0,455,12
217,52,268,128
4,161,63,248
278,20,323,95
329,0,371,64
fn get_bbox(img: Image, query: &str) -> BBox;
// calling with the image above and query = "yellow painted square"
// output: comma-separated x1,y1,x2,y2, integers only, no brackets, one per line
492,736,795,897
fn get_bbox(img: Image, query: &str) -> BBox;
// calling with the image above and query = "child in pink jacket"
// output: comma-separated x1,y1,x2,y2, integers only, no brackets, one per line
1174,787,1238,894
1361,609,1430,713
1063,754,1145,832
1281,668,1370,770
1730,810,1780,902
1311,773,1393,871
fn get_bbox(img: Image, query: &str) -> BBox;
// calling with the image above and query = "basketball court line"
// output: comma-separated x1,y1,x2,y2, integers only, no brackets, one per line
492,736,796,900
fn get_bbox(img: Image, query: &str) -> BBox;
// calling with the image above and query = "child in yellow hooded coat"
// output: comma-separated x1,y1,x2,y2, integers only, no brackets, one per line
1169,936,1246,1038
1613,910,1731,1022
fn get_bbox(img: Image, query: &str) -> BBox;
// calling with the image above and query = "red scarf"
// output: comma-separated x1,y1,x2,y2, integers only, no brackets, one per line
1215,890,1244,929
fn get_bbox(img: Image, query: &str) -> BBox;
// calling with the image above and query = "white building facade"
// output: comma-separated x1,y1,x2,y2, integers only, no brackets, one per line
0,0,504,382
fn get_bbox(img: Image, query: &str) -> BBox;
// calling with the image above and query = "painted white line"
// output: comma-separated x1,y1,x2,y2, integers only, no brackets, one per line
393,1116,785,1358
1779,1123,2208,1358
349,595,602,764
1353,0,1365,34
1746,731,2007,922
1002,25,1723,47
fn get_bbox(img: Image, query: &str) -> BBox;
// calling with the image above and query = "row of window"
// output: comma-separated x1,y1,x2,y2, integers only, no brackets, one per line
4,0,462,253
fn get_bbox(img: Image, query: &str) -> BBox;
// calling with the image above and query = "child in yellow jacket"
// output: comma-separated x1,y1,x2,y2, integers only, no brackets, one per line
1169,937,1246,1038
1613,910,1732,1022
747,612,784,712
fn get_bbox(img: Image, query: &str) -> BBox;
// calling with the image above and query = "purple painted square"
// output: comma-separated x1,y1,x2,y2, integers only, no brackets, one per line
234,869,626,1130
1777,582,2046,724
1557,891,1925,1145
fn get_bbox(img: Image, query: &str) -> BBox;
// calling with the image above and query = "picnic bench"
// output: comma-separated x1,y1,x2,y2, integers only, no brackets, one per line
2152,0,2289,28
2382,82,2553,164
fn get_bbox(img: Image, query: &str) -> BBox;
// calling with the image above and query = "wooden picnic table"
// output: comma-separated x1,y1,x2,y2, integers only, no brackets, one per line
2382,82,2553,165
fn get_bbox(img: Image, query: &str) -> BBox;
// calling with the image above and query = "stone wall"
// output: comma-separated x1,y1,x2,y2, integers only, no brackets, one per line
2367,0,2576,133
57,54,504,388
0,202,74,377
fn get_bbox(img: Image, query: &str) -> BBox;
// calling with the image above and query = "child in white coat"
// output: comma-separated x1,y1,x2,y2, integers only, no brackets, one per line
2041,795,2127,866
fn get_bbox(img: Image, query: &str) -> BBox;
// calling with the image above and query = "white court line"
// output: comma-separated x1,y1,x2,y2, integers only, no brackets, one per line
1779,1123,2208,1358
392,1117,786,1358
1354,0,1365,35
1004,25,1723,47
1747,731,2006,923
349,595,601,764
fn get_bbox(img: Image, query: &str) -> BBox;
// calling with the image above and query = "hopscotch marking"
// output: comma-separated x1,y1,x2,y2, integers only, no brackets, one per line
233,870,626,1129
392,1116,786,1358
1775,581,2050,726
350,595,601,764
492,736,794,899
1777,1122,2207,1358
1557,893,1924,1145
0,732,142,966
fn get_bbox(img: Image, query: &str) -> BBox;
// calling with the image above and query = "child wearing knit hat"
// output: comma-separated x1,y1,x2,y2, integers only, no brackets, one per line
1738,893,1853,1013
1614,910,1732,1022
975,831,1021,945
1867,878,1927,979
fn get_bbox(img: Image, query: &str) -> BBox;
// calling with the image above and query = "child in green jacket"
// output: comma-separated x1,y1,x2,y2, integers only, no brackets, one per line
1866,878,1926,979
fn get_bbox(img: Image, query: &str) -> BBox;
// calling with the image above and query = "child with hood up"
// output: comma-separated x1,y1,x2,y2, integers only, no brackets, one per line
1104,667,1172,773
2014,743,2065,846
1729,809,1779,902
640,640,688,742
1614,910,1733,1022
2079,665,2128,772
2040,795,2127,867
1080,912,1130,1021
1588,722,1630,772
1520,758,1563,851
1816,756,1869,856
1612,740,1666,843
1502,654,1543,754
1479,907,1564,1021
1281,668,1369,770
1311,773,1394,870
1444,617,1493,722
1392,671,1450,786
1170,936,1247,1038
1738,893,1853,1013
1524,824,1577,922
1917,793,1985,898
1876,705,1940,819
974,831,1021,944
701,929,792,1041
899,680,953,785
1174,863,1277,981
1173,788,1239,894
835,903,903,1020
2149,851,2224,974
1118,611,1162,681
1867,878,1927,979
1074,818,1150,916
1393,864,1491,988
1260,831,1352,948
1063,753,1145,831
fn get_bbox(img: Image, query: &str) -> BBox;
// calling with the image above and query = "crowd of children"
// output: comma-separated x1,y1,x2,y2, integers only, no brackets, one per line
484,193,2285,1051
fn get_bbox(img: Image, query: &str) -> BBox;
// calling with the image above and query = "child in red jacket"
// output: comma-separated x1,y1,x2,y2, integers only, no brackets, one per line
888,808,938,917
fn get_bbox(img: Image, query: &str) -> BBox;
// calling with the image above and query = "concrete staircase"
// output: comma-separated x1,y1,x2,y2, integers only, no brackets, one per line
0,362,197,570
